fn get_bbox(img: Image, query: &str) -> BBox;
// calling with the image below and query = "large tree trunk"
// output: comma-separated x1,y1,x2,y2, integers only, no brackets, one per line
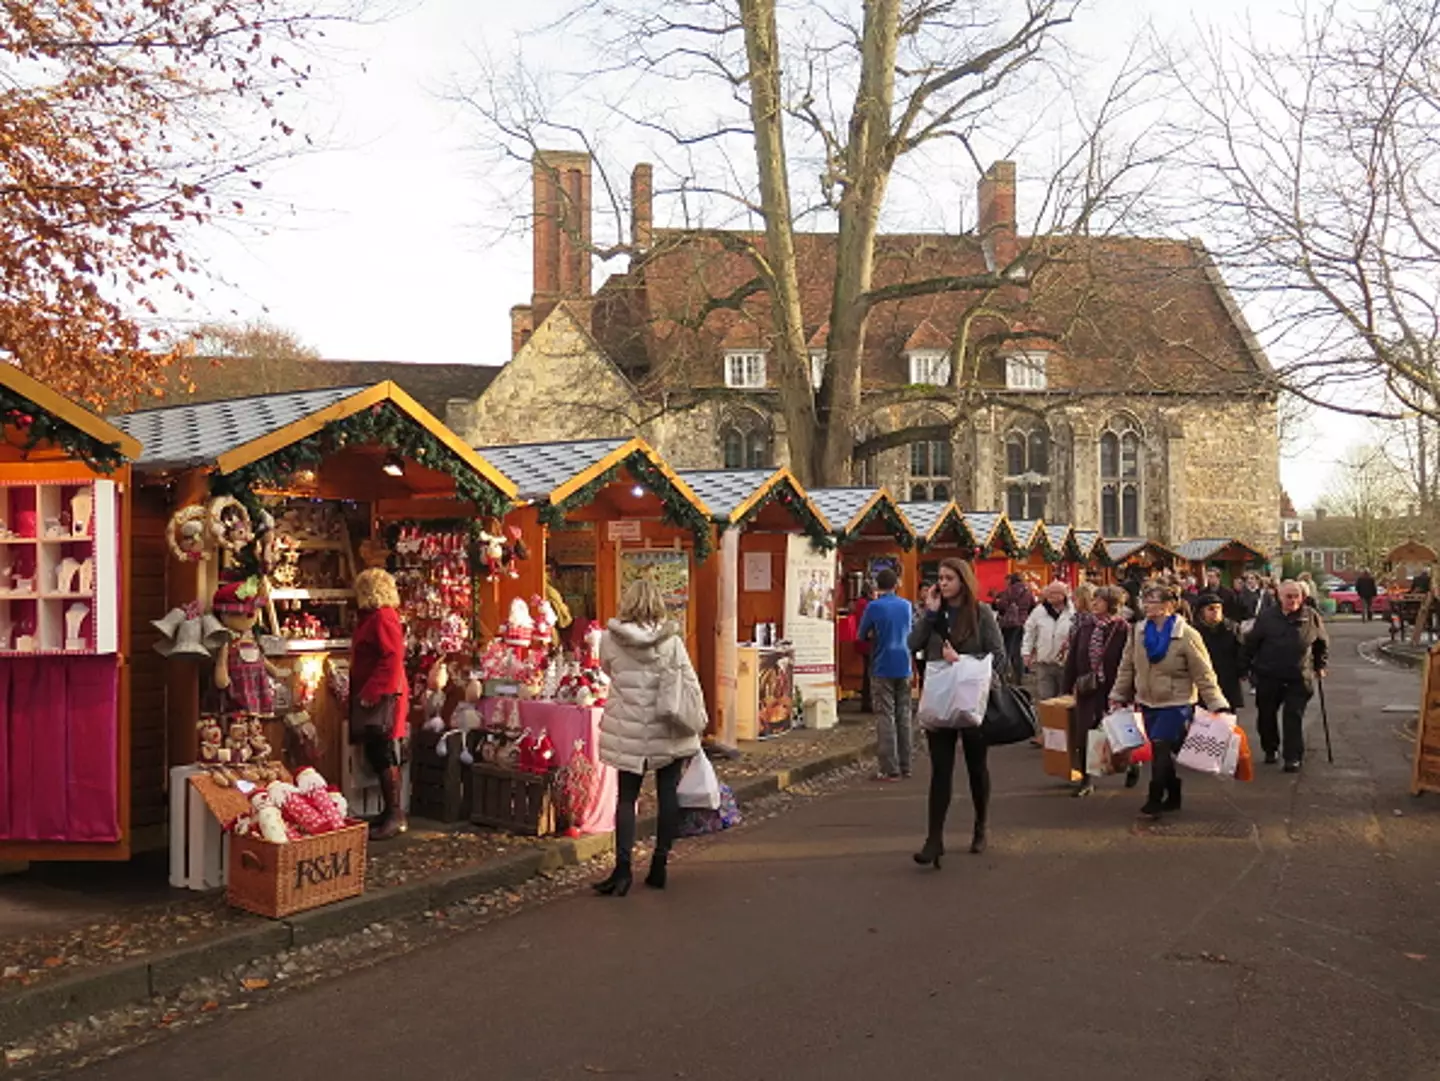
739,0,818,484
819,0,900,486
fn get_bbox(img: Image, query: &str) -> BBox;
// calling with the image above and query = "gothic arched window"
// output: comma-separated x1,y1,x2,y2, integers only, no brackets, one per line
1099,419,1142,536
907,413,952,501
719,410,772,470
1004,423,1050,520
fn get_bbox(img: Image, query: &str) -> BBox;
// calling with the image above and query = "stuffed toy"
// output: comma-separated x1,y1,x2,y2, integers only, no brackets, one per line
268,778,330,836
447,677,483,766
294,767,347,832
197,716,224,763
422,659,450,735
249,789,290,844
213,577,287,718
502,598,534,651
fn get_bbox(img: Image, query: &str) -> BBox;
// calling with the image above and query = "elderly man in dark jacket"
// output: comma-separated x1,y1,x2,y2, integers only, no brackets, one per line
1242,580,1329,772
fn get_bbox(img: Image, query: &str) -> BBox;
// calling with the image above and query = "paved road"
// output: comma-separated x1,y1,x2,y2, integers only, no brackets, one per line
73,623,1440,1080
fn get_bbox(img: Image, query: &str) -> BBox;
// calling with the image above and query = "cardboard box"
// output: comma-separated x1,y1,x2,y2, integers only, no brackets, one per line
1038,695,1082,781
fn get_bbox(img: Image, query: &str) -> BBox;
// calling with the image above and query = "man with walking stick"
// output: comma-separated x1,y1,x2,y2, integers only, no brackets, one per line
1242,580,1330,772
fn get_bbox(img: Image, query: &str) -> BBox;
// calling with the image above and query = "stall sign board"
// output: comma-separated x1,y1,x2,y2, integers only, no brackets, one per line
619,548,691,629
607,519,642,542
743,551,772,593
783,534,837,729
1413,644,1440,794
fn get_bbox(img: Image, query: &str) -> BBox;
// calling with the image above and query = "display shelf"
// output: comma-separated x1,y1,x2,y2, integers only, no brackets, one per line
0,479,116,655
281,638,351,653
270,588,356,602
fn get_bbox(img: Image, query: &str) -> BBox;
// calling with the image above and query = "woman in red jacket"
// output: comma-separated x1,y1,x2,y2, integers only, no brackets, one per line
350,568,410,839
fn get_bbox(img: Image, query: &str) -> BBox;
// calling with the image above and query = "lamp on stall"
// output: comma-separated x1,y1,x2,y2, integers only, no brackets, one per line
382,454,406,478
630,485,645,498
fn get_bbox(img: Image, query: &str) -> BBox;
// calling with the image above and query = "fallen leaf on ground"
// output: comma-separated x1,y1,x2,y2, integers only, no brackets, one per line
240,977,270,991
1403,952,1426,961
200,1001,219,1012
42,956,64,968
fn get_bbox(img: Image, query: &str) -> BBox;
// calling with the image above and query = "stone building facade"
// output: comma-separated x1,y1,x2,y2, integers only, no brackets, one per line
449,152,1280,555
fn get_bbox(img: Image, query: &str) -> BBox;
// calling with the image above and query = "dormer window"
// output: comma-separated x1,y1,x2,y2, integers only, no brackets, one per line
1005,350,1048,391
908,350,951,386
724,350,767,389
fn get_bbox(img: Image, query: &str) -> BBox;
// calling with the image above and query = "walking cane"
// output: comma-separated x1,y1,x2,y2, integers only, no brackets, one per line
1317,674,1334,764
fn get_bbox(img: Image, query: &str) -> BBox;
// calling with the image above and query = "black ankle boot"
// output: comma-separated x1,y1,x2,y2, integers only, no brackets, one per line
1139,780,1165,818
593,862,632,897
969,821,987,854
1162,775,1182,812
912,837,944,869
645,852,668,890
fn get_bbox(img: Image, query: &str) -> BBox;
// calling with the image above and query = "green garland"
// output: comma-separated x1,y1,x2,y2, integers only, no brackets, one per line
537,451,714,560
838,499,915,551
723,477,835,551
0,387,126,473
213,402,511,521
916,509,976,553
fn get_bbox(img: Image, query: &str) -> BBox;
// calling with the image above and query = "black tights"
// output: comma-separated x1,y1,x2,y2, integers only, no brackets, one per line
614,757,686,868
925,727,989,842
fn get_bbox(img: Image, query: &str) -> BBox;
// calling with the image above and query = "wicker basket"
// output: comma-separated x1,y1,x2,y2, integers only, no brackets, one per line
227,822,369,919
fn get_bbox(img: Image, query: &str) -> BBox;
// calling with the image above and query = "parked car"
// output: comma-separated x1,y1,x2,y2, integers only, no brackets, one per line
1329,586,1388,615
1318,575,1347,593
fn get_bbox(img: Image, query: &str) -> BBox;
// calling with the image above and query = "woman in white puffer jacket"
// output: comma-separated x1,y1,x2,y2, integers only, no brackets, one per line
593,577,705,897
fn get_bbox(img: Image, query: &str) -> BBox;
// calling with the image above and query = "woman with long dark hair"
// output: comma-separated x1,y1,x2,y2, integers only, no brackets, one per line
908,558,1007,867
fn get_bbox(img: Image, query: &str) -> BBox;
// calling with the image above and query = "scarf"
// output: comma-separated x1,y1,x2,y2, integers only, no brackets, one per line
1143,615,1177,664
1087,614,1118,674
1043,601,1064,620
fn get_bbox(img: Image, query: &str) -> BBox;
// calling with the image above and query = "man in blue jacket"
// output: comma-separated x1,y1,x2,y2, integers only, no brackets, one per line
857,567,916,780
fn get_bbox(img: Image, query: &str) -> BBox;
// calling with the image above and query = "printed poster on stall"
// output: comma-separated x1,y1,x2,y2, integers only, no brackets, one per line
783,535,837,728
618,548,691,630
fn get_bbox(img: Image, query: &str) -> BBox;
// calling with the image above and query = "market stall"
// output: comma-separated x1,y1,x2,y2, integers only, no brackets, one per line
1073,530,1110,584
963,512,1020,602
680,468,835,743
1008,518,1064,586
114,382,518,828
0,367,141,862
1104,538,1181,582
808,487,915,703
1175,538,1268,586
449,437,713,834
902,501,978,591
1045,523,1085,588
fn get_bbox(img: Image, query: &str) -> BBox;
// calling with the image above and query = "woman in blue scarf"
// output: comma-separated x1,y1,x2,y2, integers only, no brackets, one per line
1109,583,1232,818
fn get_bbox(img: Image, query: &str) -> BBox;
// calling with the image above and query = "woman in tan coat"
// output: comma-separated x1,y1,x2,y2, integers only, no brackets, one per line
1110,582,1231,819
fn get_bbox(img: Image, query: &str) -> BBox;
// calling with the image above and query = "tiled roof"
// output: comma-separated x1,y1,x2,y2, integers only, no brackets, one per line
679,470,774,520
113,386,365,469
1176,538,1267,562
1009,518,1042,548
903,319,951,352
145,358,499,417
899,501,948,536
1105,539,1149,562
592,229,1267,393
1044,523,1073,553
808,488,893,533
476,439,630,502
1074,530,1101,558
964,512,1005,546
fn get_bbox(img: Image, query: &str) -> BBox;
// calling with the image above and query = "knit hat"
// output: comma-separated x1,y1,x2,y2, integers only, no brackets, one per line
213,577,261,616
1195,591,1222,609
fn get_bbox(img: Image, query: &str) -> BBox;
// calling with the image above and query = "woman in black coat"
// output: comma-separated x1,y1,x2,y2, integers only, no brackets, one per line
1063,585,1135,796
1193,592,1246,710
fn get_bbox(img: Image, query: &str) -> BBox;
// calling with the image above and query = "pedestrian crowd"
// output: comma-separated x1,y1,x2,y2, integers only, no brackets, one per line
589,560,1331,893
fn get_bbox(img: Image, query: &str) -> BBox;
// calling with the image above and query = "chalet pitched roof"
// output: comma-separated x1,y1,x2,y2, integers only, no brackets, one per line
475,439,631,503
149,358,500,418
593,228,1267,395
1176,538,1267,563
115,386,365,469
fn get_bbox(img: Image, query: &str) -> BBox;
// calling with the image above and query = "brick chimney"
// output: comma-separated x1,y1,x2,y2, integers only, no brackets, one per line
631,162,653,255
977,160,1018,273
510,305,534,357
532,149,593,326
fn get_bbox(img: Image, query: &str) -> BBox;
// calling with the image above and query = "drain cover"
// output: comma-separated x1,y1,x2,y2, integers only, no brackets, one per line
1136,818,1256,840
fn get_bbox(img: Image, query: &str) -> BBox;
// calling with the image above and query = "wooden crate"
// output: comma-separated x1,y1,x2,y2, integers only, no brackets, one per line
471,764,555,836
409,730,475,823
227,822,368,919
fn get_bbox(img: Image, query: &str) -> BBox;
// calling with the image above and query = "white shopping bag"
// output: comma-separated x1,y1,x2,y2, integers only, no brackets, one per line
1100,708,1146,753
1176,710,1237,776
677,750,721,810
916,656,993,730
1085,729,1115,777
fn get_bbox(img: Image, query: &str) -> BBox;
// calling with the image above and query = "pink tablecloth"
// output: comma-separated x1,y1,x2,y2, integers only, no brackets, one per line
478,699,616,835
